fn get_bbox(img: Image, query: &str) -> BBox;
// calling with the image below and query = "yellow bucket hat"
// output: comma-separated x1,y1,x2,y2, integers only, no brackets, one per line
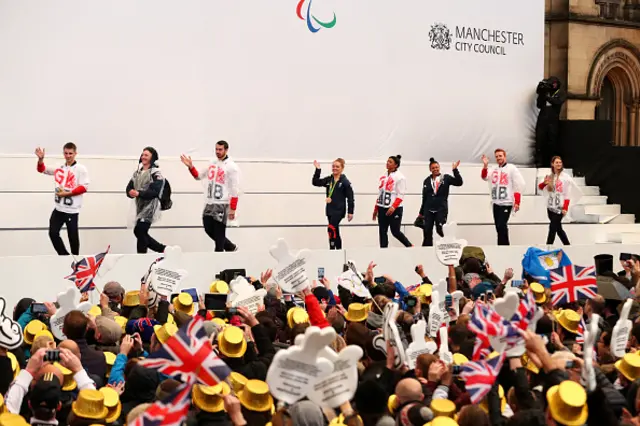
238,380,273,412
217,326,247,358
343,303,368,322
71,389,109,420
192,382,231,413
24,320,47,345
153,323,178,345
529,283,546,304
546,381,588,426
99,387,122,424
616,353,640,381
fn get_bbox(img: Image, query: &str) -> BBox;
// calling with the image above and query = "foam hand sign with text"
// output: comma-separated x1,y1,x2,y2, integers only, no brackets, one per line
266,326,335,404
0,297,23,349
435,223,467,266
405,319,437,369
50,287,93,340
295,334,363,408
149,246,188,297
270,239,310,294
336,261,371,299
227,276,267,315
611,299,633,358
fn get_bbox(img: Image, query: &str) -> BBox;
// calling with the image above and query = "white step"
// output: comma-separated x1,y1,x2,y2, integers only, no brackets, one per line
584,204,621,216
573,177,586,186
575,195,607,206
579,186,600,196
622,233,640,244
608,214,636,224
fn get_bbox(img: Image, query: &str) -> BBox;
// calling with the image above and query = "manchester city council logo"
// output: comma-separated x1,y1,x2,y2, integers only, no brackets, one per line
428,23,452,50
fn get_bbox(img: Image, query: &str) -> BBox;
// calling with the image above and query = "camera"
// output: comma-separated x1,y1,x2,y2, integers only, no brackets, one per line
226,307,238,316
45,350,60,362
452,365,462,375
404,295,418,308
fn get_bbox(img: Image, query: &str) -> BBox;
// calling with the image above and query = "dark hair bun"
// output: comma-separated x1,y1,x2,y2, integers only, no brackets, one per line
396,155,402,160
429,157,436,163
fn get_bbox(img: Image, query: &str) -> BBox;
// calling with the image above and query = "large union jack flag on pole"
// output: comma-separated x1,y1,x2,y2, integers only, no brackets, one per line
460,352,506,403
65,246,110,293
138,316,231,386
550,264,597,306
130,379,193,426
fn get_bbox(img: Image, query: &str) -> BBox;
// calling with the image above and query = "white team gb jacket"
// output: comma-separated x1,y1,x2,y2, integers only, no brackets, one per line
39,162,90,214
482,163,525,206
376,171,407,208
191,156,240,206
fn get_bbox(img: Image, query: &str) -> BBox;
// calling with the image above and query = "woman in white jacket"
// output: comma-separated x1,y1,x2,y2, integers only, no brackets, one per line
538,156,572,245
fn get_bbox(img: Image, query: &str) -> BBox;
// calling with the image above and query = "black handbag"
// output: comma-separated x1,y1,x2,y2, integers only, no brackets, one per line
413,216,425,229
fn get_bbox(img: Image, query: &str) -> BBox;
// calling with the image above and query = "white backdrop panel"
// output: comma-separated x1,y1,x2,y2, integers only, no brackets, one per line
0,243,634,312
0,0,544,162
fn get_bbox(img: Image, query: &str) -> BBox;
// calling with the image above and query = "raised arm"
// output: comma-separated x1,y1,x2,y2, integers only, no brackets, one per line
312,161,329,187
480,155,489,181
450,161,463,186
35,147,55,175
180,154,206,180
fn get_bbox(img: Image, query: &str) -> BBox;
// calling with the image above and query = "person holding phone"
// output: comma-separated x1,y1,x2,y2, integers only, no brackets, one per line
312,158,355,250
126,147,167,254
417,158,463,246
481,149,525,245
538,156,573,245
373,155,412,248
181,141,240,252
35,143,90,256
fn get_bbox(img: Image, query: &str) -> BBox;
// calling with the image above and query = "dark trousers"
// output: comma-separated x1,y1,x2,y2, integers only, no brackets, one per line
49,209,79,255
547,209,570,245
377,206,412,248
203,216,237,252
327,215,343,250
133,220,166,254
421,209,447,247
492,204,513,246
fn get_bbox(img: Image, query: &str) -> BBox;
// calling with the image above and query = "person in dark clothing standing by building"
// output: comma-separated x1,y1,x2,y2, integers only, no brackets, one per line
535,76,566,166
417,158,463,246
312,158,355,250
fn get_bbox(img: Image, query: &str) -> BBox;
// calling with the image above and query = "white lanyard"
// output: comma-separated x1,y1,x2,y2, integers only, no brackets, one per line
431,175,441,193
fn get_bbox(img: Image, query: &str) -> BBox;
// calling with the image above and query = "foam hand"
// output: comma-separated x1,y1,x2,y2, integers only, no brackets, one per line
266,326,335,404
438,326,453,366
295,334,363,408
0,297,23,349
149,246,188,297
405,319,437,369
582,314,599,392
372,302,406,368
50,287,93,340
269,239,310,294
226,276,255,303
435,222,467,266
228,277,267,315
429,290,444,337
489,292,519,353
611,298,633,358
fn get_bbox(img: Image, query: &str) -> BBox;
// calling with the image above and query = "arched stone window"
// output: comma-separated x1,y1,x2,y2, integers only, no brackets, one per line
587,39,640,146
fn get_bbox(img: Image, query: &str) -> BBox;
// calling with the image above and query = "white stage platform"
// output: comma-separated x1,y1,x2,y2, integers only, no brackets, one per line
0,156,637,256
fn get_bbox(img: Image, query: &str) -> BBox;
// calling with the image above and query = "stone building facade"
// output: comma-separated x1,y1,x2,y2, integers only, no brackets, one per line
547,0,640,145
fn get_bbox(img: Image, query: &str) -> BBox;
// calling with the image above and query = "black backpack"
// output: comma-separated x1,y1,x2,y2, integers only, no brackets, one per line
159,179,173,211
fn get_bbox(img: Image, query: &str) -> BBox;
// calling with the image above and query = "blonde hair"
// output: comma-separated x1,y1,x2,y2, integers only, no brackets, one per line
31,335,55,353
333,158,345,168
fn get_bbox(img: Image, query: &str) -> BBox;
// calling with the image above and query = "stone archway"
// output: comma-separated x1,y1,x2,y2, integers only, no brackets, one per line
587,39,640,146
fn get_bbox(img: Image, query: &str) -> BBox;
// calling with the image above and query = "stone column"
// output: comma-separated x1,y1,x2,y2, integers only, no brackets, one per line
630,101,640,146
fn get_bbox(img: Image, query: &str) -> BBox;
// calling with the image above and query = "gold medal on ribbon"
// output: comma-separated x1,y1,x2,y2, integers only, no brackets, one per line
326,178,337,204
326,197,332,203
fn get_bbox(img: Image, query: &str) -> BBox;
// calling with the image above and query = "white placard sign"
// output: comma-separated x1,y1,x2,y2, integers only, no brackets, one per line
0,297,23,349
336,261,371,299
149,246,187,297
294,334,363,408
269,239,310,294
266,326,335,405
611,298,633,358
582,314,599,392
434,223,467,266
50,287,93,340
405,319,437,369
428,290,444,338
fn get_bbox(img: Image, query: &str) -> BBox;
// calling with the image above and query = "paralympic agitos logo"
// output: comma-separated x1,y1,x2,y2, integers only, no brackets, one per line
296,0,336,33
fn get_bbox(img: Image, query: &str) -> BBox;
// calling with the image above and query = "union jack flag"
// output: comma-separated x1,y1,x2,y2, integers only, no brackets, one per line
138,316,231,386
405,283,421,293
460,351,506,403
130,379,193,426
65,246,110,293
511,290,537,331
468,303,519,361
550,264,597,306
